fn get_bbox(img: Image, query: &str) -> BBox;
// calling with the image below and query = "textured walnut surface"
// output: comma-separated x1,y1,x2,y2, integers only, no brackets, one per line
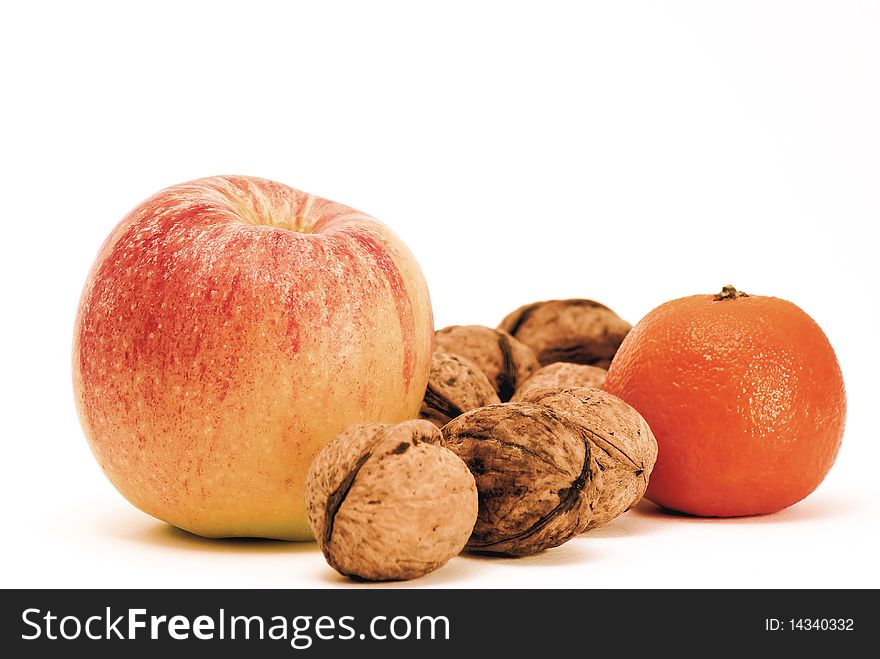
512,362,607,401
434,325,539,402
499,299,632,368
521,387,657,529
420,352,500,427
442,402,601,556
305,420,477,581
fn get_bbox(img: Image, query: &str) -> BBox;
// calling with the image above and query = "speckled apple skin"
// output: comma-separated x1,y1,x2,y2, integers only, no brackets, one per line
72,176,434,540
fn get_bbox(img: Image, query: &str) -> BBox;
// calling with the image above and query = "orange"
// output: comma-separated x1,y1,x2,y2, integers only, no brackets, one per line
604,286,846,517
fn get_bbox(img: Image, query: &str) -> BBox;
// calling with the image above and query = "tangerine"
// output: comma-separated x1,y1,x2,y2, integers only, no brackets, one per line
604,285,846,516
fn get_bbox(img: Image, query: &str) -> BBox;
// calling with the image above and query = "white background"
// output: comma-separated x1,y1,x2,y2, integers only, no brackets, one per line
1,1,878,588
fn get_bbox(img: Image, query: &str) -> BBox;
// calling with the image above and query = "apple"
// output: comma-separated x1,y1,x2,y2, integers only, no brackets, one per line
73,175,434,540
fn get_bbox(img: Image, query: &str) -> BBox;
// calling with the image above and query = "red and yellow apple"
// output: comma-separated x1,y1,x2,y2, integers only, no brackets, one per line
73,176,433,540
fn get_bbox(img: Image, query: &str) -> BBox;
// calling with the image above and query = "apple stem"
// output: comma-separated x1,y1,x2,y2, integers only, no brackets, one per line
714,285,749,301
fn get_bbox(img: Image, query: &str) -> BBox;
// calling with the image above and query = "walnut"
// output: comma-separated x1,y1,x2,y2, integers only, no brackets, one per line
520,387,657,529
511,362,607,401
305,420,478,581
420,352,500,427
441,402,601,556
433,325,539,402
499,299,632,368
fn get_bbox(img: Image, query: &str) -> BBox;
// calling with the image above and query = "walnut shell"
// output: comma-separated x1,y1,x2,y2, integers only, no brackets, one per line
511,362,607,401
442,402,601,556
499,299,632,368
520,387,657,529
433,325,539,401
420,352,501,427
305,420,478,581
